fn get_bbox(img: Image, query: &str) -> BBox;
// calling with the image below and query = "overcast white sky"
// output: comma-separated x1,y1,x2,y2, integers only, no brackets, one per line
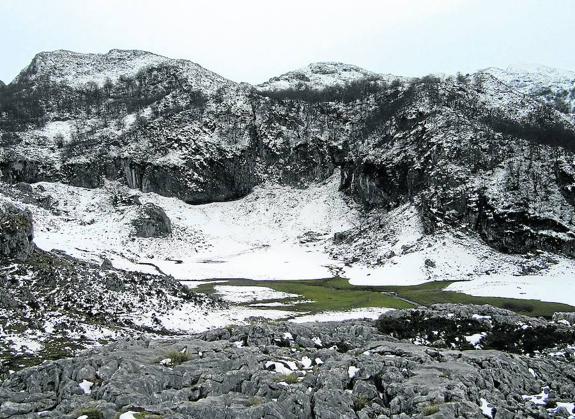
1,0,574,84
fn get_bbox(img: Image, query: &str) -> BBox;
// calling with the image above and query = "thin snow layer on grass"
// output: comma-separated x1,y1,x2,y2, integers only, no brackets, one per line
180,280,227,289
134,302,293,334
289,308,393,323
446,259,575,306
213,285,299,303
251,301,309,308
6,336,43,354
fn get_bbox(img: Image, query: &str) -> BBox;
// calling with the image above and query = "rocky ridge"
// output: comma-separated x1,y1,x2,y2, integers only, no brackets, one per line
1,50,575,264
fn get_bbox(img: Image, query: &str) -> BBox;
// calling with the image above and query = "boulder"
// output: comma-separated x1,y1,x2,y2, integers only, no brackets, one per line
553,312,575,326
376,304,575,353
0,201,34,260
131,203,172,238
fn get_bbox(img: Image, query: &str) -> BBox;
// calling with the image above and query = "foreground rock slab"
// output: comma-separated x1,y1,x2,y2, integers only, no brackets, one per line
0,318,574,418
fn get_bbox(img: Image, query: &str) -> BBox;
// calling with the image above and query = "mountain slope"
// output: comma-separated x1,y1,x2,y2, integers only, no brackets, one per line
1,50,575,291
257,61,395,92
481,64,575,117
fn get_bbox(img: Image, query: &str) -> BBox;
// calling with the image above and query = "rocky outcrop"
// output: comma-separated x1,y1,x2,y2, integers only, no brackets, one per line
376,304,575,354
0,202,33,261
553,312,575,326
0,247,221,376
131,203,172,238
0,316,573,418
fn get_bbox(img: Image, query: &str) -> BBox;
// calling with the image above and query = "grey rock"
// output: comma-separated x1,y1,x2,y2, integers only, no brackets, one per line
553,312,575,326
131,203,172,238
13,183,32,194
376,304,575,354
0,201,34,261
0,318,574,418
100,258,113,270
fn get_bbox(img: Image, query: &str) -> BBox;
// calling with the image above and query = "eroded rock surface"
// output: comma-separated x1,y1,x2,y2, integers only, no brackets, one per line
377,304,575,353
0,317,573,418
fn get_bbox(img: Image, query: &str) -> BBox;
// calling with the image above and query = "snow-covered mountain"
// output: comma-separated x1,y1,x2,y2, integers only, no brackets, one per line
13,49,233,91
1,49,575,265
2,50,575,372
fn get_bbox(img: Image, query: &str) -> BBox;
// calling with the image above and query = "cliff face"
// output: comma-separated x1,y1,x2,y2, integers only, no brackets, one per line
1,50,575,259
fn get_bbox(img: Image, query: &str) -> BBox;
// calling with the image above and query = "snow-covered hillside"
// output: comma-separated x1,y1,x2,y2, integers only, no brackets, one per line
2,50,575,305
29,173,356,281
482,64,575,116
257,62,395,92
13,49,233,91
3,173,574,305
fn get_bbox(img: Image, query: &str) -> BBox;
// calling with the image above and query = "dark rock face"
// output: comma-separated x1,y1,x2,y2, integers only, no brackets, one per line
131,203,172,238
0,318,574,418
0,202,33,261
376,304,575,354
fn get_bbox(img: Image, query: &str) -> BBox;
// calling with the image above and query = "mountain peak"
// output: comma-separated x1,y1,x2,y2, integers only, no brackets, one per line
12,49,234,92
257,61,384,92
482,64,575,82
480,64,575,115
13,49,171,87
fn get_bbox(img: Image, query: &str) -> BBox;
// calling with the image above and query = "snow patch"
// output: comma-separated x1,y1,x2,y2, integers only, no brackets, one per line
290,308,393,323
480,398,495,418
214,286,298,303
78,380,93,395
464,333,486,348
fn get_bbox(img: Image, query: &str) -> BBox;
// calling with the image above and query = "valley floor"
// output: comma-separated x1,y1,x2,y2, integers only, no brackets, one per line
9,172,575,307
